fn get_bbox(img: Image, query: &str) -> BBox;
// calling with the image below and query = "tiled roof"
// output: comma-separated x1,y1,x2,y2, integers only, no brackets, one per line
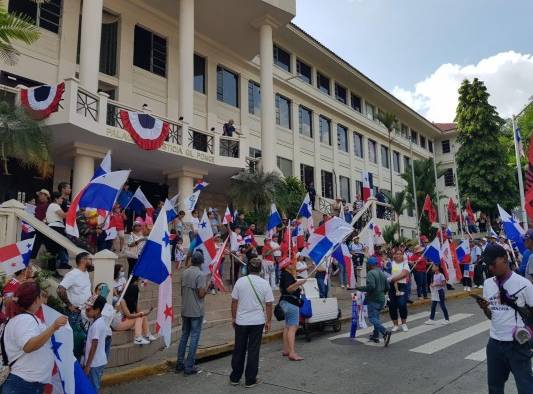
433,123,457,132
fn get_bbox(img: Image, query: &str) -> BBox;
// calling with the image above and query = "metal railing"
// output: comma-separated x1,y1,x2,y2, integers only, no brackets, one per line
76,88,99,121
188,127,213,154
219,136,240,158
318,196,333,216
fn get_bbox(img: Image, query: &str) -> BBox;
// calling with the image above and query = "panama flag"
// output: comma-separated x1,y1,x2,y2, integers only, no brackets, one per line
210,237,228,292
489,227,498,238
92,150,111,179
297,193,314,232
456,239,470,263
222,206,233,225
38,305,96,394
303,217,353,265
193,210,217,271
464,263,475,279
362,171,371,202
497,204,526,253
266,203,282,237
445,227,453,239
132,208,173,346
516,127,525,158
169,192,180,208
332,243,355,288
0,237,35,276
126,186,154,217
66,170,130,237
422,236,441,265
291,222,305,249
440,240,456,283
164,199,177,223
193,180,209,192
185,190,201,212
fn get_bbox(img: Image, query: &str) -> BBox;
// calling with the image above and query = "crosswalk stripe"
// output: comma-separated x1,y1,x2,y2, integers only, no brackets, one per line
465,348,486,362
356,313,473,347
410,320,490,354
328,311,430,341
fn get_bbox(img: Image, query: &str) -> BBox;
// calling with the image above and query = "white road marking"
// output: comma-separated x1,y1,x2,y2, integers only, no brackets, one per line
410,320,490,354
357,313,474,347
465,348,487,362
328,311,430,340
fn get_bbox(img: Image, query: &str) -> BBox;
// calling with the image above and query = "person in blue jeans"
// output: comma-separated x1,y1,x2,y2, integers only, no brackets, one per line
424,264,450,325
176,251,211,375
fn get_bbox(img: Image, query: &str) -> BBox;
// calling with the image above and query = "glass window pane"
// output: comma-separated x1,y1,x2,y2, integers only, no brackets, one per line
393,151,400,172
273,45,291,72
296,59,311,84
217,66,239,107
194,54,206,93
368,139,377,163
248,81,261,116
9,0,37,25
428,140,433,153
319,116,331,145
321,170,334,199
366,103,375,120
317,72,330,95
277,157,293,177
275,94,291,129
353,132,364,158
411,130,418,144
420,135,426,148
339,176,351,203
351,94,361,112
335,83,347,104
133,26,151,71
442,140,450,153
337,124,348,152
381,145,389,168
299,106,313,138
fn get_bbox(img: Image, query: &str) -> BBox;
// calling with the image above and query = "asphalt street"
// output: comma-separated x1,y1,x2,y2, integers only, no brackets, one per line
104,297,520,394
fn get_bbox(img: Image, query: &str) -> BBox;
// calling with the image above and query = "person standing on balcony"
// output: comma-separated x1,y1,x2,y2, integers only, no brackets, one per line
31,189,50,259
57,182,71,213
307,182,316,210
176,251,211,375
223,119,242,137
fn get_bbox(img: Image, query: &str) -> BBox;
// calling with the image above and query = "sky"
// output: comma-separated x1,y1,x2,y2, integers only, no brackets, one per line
293,0,533,122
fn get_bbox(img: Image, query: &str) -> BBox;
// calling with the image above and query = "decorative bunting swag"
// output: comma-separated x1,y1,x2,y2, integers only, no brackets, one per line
20,82,65,120
119,110,170,150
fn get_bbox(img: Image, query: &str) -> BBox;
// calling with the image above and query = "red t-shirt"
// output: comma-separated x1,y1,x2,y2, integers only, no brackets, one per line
2,279,20,297
409,253,428,272
110,212,125,231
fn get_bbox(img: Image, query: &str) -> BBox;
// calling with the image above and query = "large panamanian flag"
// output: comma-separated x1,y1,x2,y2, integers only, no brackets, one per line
302,216,353,265
0,237,35,276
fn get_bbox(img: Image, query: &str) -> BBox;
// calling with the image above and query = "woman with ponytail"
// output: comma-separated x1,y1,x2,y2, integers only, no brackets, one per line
2,282,67,394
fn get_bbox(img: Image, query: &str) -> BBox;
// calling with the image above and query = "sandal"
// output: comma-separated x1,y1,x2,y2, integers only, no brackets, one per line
288,355,304,361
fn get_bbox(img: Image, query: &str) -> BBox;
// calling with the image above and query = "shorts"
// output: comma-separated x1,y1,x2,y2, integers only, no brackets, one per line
88,365,106,391
280,300,299,327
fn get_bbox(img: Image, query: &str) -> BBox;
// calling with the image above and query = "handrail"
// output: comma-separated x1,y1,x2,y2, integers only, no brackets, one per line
350,199,373,225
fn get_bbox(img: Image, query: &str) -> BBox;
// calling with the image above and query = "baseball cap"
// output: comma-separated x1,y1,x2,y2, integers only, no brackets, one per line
523,229,533,241
36,189,50,198
480,244,507,265
367,256,378,266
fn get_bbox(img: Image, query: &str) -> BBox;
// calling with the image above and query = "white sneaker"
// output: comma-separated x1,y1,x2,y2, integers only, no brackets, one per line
467,287,471,292
478,285,483,289
401,324,408,332
341,285,345,289
134,337,150,345
145,334,157,342
211,289,216,295
424,319,435,325
441,320,450,325
463,286,467,291
391,325,399,332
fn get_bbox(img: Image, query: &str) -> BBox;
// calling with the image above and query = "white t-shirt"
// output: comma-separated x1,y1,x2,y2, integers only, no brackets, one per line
46,203,64,228
114,277,127,294
60,268,91,308
270,241,281,257
391,261,409,284
296,260,308,279
191,217,200,232
4,313,54,383
101,303,114,337
483,272,533,341
84,316,108,368
231,275,274,326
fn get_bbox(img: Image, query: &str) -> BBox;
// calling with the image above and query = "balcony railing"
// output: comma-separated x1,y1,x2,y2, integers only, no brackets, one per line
219,136,240,158
76,88,99,121
189,127,213,154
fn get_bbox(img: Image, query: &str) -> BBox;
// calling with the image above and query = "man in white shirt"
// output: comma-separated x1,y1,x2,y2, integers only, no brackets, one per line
230,258,274,388
57,252,93,327
476,244,533,394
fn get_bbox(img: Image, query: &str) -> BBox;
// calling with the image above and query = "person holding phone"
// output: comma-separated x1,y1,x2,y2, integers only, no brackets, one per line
474,244,533,394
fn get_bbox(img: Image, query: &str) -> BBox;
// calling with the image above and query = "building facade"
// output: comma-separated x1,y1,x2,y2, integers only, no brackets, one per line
2,0,451,237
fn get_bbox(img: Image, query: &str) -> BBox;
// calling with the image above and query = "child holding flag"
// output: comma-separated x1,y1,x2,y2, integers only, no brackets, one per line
425,264,450,325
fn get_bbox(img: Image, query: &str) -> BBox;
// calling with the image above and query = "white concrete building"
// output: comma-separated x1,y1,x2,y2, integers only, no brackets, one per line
1,0,451,237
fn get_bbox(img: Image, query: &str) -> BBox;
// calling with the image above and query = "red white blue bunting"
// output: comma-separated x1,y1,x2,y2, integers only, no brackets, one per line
20,82,65,120
119,110,170,150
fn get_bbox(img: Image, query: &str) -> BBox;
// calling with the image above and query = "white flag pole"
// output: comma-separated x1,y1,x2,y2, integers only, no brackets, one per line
512,115,527,226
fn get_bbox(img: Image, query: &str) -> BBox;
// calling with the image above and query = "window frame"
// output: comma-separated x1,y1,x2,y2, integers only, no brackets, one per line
273,44,291,72
216,65,240,108
299,105,313,138
296,58,312,84
420,135,427,148
248,80,261,116
316,71,330,95
133,25,167,77
353,132,364,158
193,53,206,94
393,150,401,173
350,93,362,113
334,82,347,104
275,93,292,129
9,0,62,34
368,139,377,163
444,168,455,187
337,124,349,152
339,176,351,203
441,140,451,154
319,115,332,146
321,170,334,199
277,156,293,177
428,140,433,153
381,144,390,169
411,130,418,144
366,103,375,121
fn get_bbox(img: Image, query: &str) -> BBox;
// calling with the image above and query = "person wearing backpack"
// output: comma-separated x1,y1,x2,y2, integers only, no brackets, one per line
229,258,274,388
355,256,392,346
2,282,67,394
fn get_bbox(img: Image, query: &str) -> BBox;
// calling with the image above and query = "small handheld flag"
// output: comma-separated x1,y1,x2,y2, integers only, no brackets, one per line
193,180,209,192
0,237,35,275
422,236,441,265
92,150,111,179
266,203,282,236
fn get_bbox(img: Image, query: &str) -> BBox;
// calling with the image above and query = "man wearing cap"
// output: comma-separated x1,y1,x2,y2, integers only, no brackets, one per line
475,244,533,393
229,257,274,387
355,256,392,346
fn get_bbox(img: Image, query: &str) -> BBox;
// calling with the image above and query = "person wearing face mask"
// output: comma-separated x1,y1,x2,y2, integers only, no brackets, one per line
57,252,94,328
113,264,127,304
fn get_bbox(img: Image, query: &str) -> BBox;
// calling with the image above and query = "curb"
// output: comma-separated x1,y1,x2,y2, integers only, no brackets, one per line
102,288,481,387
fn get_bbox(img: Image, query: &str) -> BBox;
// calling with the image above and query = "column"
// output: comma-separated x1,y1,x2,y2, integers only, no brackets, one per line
259,22,276,173
178,0,194,130
313,112,322,199
72,155,94,197
165,168,207,215
117,15,135,102
291,101,300,177
79,0,103,92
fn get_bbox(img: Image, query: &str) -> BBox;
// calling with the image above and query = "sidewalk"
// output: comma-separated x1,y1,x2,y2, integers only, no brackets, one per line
102,286,481,387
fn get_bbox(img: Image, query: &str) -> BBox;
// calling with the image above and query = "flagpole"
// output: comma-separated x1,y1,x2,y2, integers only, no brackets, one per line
116,274,134,306
432,150,444,244
451,143,464,238
409,136,420,239
512,115,527,225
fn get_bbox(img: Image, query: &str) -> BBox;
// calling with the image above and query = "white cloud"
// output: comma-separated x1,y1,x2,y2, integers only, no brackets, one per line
392,51,533,122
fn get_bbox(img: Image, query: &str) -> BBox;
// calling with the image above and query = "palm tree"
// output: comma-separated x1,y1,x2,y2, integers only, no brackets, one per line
0,101,52,176
376,111,399,194
0,2,40,65
383,190,406,240
274,176,307,219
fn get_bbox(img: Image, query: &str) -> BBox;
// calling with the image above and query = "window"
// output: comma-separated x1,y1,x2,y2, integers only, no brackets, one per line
339,176,351,203
335,83,347,104
194,54,206,93
353,132,364,158
9,0,61,33
296,59,312,84
366,103,375,121
248,81,261,116
319,116,331,145
249,147,262,158
337,124,348,152
401,124,409,139
411,130,418,144
393,151,401,173
217,65,239,107
444,168,455,186
277,157,293,177
381,145,390,168
442,140,451,154
428,140,433,153
300,164,315,187
420,135,426,148
321,170,334,199
404,156,411,173
273,45,291,72
99,12,118,76
355,180,363,198
299,106,313,138
351,94,361,112
134,26,167,77
368,139,377,163
317,72,330,95
275,94,291,129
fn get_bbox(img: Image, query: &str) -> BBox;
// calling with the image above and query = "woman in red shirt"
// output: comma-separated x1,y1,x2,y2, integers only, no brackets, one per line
110,203,127,253
410,246,428,299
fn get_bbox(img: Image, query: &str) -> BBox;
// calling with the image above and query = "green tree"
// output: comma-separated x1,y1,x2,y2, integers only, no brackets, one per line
274,176,307,219
376,111,398,193
0,2,40,64
455,78,517,216
0,101,51,176
517,102,533,155
382,190,406,240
